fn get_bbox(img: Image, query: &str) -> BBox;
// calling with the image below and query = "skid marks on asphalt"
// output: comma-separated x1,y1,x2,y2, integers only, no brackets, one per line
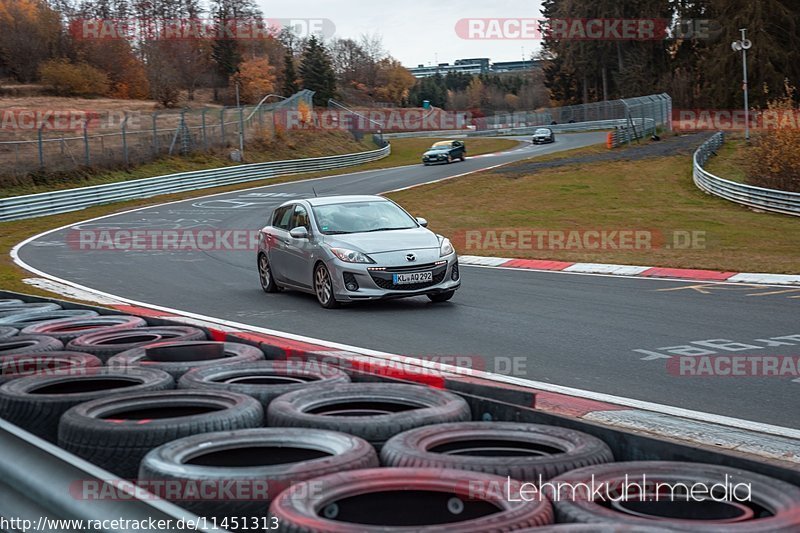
656,283,800,300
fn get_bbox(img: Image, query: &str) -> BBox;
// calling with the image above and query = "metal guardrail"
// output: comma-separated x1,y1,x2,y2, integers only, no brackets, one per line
0,144,391,222
384,118,656,140
693,132,800,217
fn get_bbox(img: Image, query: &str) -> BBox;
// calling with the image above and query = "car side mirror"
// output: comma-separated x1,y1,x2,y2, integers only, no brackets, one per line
416,217,428,228
289,227,309,239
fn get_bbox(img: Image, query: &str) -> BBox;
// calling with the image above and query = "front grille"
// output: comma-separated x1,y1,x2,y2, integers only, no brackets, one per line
373,262,442,273
371,270,447,291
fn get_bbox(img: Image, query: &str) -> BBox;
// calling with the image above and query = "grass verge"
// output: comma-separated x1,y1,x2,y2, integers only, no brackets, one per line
703,137,749,183
388,151,800,274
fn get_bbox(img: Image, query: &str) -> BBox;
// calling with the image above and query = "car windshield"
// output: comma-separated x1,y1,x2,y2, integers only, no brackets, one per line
535,128,551,135
312,200,418,235
431,143,451,149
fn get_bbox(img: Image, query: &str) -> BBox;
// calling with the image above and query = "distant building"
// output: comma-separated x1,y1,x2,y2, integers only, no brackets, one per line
407,57,541,78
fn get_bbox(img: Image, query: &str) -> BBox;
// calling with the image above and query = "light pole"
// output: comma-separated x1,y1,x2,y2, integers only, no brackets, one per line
731,28,752,142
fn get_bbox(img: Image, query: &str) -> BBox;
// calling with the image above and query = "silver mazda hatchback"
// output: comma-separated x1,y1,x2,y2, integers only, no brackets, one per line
256,195,461,308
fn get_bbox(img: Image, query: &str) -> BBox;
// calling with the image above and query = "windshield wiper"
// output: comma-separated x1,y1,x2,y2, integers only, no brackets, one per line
361,227,413,233
323,230,352,235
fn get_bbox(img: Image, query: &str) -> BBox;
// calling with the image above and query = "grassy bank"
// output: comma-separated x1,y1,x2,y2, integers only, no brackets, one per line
388,151,800,274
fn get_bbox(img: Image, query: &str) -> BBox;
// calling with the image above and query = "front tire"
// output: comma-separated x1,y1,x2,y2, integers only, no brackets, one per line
427,290,455,303
314,263,339,309
258,253,279,293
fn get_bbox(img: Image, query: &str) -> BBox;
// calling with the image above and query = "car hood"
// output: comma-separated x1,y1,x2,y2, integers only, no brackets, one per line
324,227,439,253
423,149,449,156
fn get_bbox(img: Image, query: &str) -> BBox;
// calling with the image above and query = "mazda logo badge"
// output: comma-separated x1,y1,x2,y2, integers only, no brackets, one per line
406,254,416,262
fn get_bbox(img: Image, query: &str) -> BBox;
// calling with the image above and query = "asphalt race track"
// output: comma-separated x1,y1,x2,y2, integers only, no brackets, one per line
17,132,800,430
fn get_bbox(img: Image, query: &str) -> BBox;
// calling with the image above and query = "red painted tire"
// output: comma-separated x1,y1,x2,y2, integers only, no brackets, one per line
23,315,147,342
0,351,102,385
66,326,206,361
381,422,614,480
269,467,554,532
551,461,800,532
0,367,174,442
108,341,265,379
58,390,264,478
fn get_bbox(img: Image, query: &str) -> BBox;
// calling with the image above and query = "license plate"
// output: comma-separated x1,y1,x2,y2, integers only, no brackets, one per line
393,271,433,285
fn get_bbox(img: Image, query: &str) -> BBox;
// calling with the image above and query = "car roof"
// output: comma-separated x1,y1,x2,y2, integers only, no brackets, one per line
432,140,455,146
288,195,388,207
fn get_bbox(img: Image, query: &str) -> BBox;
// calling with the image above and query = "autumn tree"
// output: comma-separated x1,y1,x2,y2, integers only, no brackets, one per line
233,56,276,103
0,0,64,82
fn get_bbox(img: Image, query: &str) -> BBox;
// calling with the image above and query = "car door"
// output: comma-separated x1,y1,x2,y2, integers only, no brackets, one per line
282,204,315,288
268,204,295,283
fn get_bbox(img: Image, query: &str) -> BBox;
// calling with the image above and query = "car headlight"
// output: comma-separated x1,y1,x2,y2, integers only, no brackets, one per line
330,247,374,263
439,237,454,257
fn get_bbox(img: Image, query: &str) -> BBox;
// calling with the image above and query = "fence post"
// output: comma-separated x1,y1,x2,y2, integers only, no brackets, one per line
220,109,226,145
122,113,130,166
201,109,208,149
37,124,45,169
152,112,159,156
83,121,90,166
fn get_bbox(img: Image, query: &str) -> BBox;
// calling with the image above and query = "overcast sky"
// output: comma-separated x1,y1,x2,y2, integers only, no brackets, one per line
256,0,545,66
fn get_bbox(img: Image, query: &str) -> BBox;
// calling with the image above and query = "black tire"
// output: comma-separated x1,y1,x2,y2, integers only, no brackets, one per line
66,326,206,362
0,351,103,385
0,302,61,318
0,309,99,329
0,327,18,340
552,461,800,532
108,341,265,380
427,290,455,303
267,383,471,449
258,253,280,293
381,422,613,480
139,428,378,519
58,390,264,478
460,153,466,161
22,315,148,342
269,467,554,532
0,335,64,356
0,367,174,442
313,263,339,309
178,361,350,410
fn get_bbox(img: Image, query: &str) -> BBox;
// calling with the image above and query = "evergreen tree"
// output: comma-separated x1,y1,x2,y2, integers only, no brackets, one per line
299,35,337,105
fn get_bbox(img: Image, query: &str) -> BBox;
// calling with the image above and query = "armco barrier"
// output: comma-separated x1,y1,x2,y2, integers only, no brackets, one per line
0,144,391,222
693,132,800,217
383,118,654,140
0,289,799,528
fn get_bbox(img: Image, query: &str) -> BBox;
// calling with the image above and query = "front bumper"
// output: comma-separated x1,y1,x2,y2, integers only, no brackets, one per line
422,155,450,165
329,256,461,302
532,137,554,144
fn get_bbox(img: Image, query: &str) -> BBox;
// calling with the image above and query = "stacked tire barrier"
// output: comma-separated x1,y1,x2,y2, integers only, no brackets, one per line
0,294,799,532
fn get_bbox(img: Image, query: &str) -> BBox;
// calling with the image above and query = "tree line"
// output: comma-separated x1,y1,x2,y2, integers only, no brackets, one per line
541,0,800,109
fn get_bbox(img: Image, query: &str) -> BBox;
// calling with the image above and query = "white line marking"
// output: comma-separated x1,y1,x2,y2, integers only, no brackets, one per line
10,248,800,439
10,135,800,440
